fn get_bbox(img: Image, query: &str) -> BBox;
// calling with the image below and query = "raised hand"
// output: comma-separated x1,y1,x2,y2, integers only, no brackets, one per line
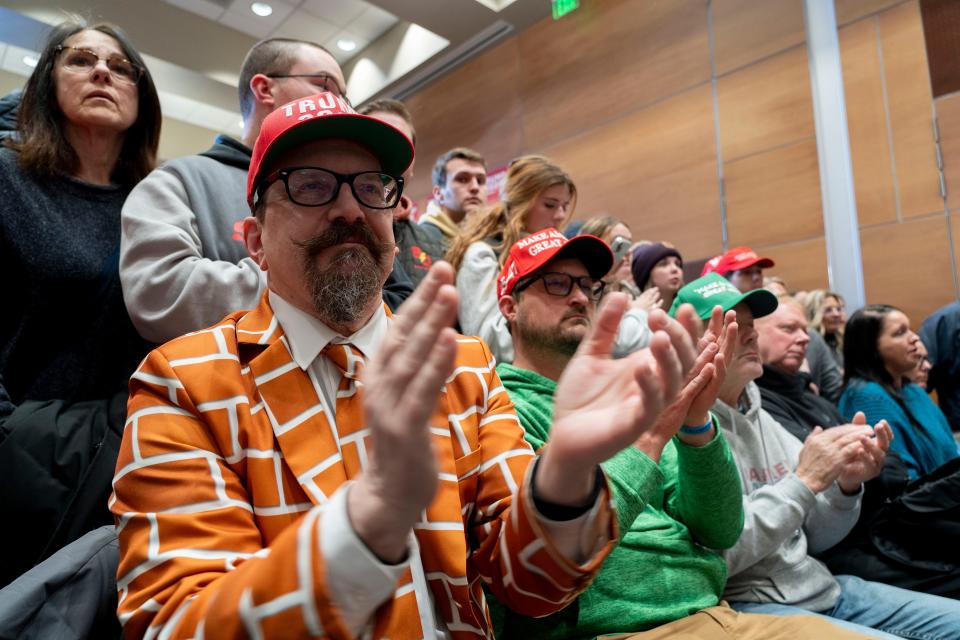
631,305,738,459
683,308,738,424
348,263,460,562
633,286,662,312
838,414,893,493
536,293,685,505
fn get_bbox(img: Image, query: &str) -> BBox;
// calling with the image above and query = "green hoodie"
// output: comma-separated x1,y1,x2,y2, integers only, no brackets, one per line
493,363,744,639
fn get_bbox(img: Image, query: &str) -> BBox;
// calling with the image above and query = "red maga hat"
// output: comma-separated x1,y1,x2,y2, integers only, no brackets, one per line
247,91,414,208
497,228,613,300
700,246,774,277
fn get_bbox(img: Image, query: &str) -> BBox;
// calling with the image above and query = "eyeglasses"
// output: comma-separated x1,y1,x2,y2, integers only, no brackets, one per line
255,167,403,209
513,272,606,302
55,45,143,85
266,73,348,103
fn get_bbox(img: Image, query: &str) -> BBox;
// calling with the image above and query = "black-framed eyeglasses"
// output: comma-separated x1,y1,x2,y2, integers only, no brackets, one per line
513,272,606,302
266,73,348,103
55,45,143,85
255,167,403,210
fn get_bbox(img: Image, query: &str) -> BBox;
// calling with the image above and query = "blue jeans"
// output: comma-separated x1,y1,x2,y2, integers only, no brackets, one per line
731,575,960,639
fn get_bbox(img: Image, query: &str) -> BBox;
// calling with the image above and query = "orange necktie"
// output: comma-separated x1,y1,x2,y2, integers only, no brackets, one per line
321,342,369,477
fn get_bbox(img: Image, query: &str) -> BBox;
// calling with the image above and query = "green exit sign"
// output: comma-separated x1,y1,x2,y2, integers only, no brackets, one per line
552,0,579,20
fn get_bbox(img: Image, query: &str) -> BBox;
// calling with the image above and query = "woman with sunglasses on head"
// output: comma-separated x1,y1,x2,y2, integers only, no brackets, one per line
446,156,650,363
579,215,636,290
0,20,160,586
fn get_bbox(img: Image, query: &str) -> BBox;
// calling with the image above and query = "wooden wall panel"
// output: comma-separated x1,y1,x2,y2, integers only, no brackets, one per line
860,215,955,323
716,45,814,162
712,0,805,76
404,38,523,201
756,237,829,293
836,0,910,24
936,93,960,211
879,1,943,218
517,0,710,150
547,85,722,259
724,138,823,248
840,17,899,225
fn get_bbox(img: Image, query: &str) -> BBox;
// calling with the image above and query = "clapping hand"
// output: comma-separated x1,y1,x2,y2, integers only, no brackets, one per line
837,413,893,493
349,263,460,562
535,293,689,505
796,413,892,495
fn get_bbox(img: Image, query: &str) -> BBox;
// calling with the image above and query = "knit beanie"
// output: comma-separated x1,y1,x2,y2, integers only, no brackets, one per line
631,243,682,289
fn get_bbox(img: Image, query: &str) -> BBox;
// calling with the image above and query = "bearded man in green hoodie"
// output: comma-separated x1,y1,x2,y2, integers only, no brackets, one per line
489,230,870,639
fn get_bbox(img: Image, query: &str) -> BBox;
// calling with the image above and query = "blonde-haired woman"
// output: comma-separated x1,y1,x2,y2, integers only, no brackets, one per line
447,155,649,363
805,289,846,369
446,155,574,362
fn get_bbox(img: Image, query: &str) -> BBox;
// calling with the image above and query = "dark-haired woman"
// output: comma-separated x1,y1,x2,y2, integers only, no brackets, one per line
839,305,959,481
0,20,160,586
1,20,159,403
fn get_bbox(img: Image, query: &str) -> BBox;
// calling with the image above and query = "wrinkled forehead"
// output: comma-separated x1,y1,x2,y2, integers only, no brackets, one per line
538,256,589,278
62,29,124,56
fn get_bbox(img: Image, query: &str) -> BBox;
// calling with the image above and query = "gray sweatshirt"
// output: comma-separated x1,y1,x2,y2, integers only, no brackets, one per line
120,137,265,344
711,383,861,611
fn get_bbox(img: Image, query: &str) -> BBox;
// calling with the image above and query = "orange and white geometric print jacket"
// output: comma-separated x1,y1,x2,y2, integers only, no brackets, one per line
111,294,617,639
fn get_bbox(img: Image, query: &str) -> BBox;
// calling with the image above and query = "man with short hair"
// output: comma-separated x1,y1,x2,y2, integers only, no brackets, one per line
489,231,869,639
753,296,846,442
701,246,774,294
357,98,445,287
111,93,694,639
419,147,487,248
120,38,412,344
674,274,960,638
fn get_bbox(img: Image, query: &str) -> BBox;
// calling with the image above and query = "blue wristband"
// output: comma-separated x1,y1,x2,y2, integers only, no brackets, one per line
679,418,713,436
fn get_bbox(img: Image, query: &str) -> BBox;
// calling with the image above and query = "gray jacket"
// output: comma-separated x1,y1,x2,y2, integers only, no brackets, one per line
712,383,861,611
120,136,264,343
0,526,120,639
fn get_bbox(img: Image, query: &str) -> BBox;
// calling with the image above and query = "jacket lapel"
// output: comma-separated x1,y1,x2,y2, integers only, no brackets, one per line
238,293,348,505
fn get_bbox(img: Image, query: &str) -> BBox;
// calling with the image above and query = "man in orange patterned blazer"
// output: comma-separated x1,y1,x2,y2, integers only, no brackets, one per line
111,92,695,639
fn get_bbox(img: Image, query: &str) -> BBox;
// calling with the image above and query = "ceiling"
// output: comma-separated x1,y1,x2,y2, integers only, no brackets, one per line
0,0,550,138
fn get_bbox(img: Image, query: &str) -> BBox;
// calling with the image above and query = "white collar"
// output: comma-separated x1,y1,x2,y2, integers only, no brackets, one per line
269,290,389,370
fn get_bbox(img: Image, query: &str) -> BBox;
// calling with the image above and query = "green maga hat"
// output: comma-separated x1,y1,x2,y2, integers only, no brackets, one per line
668,272,778,320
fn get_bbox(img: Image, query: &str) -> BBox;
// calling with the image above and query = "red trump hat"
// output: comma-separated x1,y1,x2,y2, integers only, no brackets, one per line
247,91,414,208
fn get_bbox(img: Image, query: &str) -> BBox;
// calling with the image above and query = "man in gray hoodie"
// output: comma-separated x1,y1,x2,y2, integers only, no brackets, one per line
672,274,960,639
120,38,412,344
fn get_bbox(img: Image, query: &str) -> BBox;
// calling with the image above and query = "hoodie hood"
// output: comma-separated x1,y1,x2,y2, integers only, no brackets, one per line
198,134,252,171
